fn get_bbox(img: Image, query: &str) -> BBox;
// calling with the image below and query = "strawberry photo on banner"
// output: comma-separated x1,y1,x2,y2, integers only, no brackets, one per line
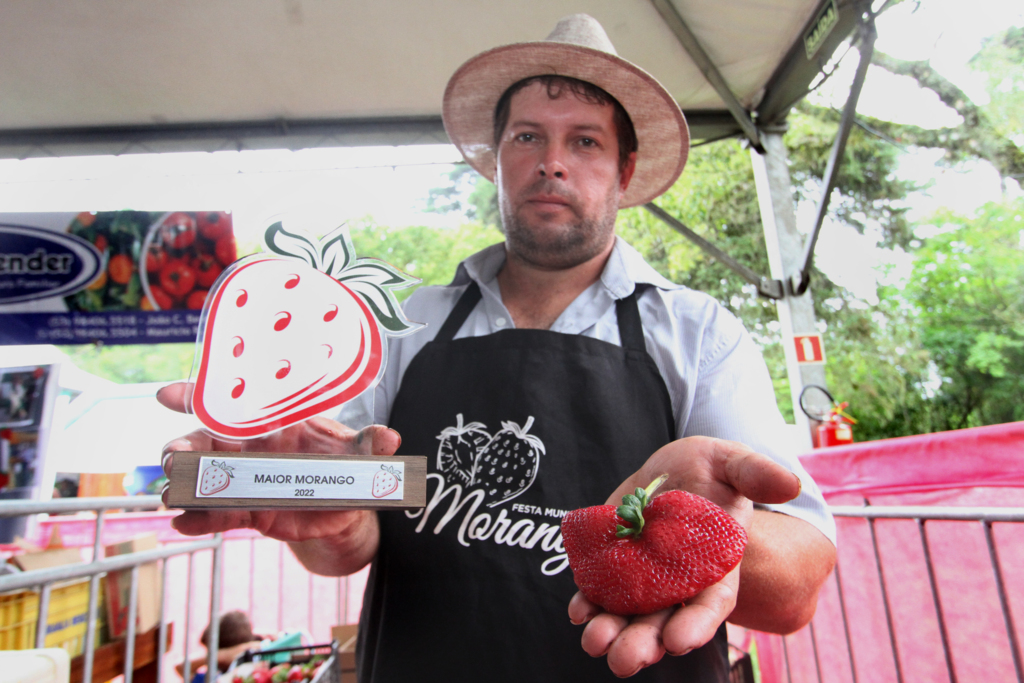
189,222,421,440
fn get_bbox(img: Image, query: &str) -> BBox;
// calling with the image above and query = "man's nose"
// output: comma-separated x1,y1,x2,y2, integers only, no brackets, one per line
537,145,568,179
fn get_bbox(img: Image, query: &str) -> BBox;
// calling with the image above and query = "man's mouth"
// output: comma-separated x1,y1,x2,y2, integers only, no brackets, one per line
525,194,573,211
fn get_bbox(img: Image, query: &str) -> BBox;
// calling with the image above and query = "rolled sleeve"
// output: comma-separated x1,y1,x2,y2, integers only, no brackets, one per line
650,291,836,545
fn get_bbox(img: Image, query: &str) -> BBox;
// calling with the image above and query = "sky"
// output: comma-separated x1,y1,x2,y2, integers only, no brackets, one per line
0,0,1020,299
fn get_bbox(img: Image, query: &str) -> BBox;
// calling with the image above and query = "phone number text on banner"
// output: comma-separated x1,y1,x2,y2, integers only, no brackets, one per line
2,312,201,345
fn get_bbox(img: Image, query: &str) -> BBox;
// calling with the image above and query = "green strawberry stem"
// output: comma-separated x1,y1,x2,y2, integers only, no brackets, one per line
615,474,669,539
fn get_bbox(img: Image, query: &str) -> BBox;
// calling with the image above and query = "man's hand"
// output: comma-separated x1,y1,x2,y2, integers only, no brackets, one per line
158,382,401,575
566,436,806,677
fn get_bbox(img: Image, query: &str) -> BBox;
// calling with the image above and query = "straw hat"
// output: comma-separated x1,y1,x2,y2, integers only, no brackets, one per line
442,14,689,208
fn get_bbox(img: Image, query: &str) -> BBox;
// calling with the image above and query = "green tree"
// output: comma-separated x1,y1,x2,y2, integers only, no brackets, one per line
905,199,1024,428
62,342,196,384
348,219,503,299
865,25,1024,188
970,26,1024,154
425,165,500,230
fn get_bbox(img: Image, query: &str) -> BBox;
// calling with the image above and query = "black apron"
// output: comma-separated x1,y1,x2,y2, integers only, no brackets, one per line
357,282,729,682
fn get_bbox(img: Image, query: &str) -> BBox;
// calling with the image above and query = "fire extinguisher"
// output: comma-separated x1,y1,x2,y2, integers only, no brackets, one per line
799,385,856,448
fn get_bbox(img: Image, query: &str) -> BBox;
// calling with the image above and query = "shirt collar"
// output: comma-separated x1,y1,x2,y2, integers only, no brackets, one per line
450,241,506,287
450,237,678,296
601,236,679,298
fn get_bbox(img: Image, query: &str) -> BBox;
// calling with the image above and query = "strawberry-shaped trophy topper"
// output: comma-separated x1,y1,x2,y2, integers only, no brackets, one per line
190,222,421,440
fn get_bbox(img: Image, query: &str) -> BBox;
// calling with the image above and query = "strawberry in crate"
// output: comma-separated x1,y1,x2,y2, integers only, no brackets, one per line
190,222,422,440
224,655,328,683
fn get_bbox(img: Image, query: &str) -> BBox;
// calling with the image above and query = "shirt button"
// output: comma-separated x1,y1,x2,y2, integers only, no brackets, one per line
495,317,507,327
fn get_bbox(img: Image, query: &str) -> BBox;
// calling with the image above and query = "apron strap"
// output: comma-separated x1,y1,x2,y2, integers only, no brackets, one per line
435,281,483,342
615,285,649,353
436,280,651,350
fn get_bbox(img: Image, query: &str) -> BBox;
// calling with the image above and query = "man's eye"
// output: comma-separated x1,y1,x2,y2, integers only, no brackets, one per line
516,133,536,142
578,137,598,147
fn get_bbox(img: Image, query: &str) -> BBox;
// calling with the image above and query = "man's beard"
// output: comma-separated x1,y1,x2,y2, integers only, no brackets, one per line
500,179,619,270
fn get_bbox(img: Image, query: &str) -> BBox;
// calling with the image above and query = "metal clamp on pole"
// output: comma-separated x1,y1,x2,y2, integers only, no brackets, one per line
643,202,785,299
790,17,877,297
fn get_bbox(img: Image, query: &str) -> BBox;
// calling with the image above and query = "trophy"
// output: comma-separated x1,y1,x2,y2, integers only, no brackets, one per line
165,222,426,510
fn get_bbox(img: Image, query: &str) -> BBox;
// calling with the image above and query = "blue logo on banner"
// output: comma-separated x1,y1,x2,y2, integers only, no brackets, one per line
0,224,102,304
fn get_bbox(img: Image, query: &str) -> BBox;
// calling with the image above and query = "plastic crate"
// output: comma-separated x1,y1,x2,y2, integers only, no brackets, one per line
224,641,341,683
0,578,98,656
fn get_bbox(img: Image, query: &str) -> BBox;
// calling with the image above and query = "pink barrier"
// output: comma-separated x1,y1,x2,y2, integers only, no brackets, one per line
31,509,263,549
754,421,1024,683
800,421,1024,496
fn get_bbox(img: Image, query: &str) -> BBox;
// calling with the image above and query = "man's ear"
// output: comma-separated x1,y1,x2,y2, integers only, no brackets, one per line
619,152,638,193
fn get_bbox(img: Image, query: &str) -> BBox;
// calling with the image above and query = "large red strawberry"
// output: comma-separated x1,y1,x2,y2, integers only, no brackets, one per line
436,414,491,486
191,223,420,439
198,459,234,496
561,475,747,616
472,416,544,507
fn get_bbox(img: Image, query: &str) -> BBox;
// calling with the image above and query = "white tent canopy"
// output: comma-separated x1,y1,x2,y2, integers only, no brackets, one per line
0,0,868,158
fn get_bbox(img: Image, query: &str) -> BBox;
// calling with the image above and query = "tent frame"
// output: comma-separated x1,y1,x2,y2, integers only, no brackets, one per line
644,2,878,302
1,0,883,447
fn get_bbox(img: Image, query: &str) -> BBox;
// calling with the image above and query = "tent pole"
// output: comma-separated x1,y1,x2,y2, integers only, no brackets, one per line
790,18,877,296
649,0,762,151
750,132,829,451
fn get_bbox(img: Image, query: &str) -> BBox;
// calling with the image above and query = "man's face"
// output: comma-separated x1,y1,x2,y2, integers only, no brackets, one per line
495,81,636,270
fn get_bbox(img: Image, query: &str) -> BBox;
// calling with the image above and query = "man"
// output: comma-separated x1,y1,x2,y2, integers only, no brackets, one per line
160,14,835,681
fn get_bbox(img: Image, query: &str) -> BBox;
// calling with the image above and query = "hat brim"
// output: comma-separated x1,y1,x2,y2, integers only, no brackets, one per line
442,41,689,208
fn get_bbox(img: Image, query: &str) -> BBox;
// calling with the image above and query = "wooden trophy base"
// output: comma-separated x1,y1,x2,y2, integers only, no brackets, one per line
166,451,427,510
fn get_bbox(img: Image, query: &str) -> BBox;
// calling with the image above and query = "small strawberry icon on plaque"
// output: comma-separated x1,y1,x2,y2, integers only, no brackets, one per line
372,464,402,498
190,222,421,440
199,459,234,496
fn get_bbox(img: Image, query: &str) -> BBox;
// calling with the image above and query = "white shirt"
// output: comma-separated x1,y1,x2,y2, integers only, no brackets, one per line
341,237,836,544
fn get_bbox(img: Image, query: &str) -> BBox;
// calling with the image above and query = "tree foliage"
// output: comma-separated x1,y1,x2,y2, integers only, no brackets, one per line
905,199,1024,428
971,26,1024,152
62,342,196,384
864,26,1024,185
425,165,500,230
348,219,503,299
618,139,772,326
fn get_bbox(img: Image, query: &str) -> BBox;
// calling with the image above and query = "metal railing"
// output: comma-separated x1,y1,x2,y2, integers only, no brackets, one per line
0,496,224,683
775,505,1024,683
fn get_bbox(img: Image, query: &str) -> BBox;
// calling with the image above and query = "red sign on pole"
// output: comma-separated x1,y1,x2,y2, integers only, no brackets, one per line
794,334,825,364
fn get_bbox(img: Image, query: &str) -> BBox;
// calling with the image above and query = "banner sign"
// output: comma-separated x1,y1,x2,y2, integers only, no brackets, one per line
0,211,237,346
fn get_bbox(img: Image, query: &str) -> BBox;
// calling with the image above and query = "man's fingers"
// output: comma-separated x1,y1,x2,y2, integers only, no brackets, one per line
241,418,401,457
569,592,601,626
359,424,403,456
170,510,255,536
161,428,240,475
162,434,202,468
718,446,800,505
661,571,740,656
605,608,671,676
156,382,193,414
580,612,629,658
606,437,802,507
